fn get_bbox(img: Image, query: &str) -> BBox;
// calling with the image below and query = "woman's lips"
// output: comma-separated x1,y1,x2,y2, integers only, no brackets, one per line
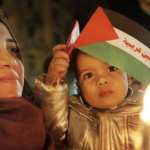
0,75,18,82
100,90,112,97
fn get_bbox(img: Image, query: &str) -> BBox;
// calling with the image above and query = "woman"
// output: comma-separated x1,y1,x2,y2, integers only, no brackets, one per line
0,9,61,150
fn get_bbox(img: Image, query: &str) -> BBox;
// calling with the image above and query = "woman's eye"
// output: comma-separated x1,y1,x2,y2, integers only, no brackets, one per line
84,73,93,79
107,66,118,72
8,48,18,54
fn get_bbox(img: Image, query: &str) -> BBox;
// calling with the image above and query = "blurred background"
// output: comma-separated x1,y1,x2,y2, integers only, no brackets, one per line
1,0,150,90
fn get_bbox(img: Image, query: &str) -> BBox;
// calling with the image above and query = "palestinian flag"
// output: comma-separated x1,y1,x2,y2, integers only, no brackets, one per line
73,7,150,87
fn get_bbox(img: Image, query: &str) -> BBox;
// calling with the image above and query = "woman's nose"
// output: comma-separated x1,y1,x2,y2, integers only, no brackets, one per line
97,76,109,86
0,48,17,68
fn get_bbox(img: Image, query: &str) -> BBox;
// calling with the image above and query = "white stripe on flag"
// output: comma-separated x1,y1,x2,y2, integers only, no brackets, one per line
107,28,150,68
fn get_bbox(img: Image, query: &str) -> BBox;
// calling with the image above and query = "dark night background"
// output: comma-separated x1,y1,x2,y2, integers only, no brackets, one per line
62,0,150,31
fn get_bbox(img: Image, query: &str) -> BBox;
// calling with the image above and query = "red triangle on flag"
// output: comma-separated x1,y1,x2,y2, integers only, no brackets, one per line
73,7,119,48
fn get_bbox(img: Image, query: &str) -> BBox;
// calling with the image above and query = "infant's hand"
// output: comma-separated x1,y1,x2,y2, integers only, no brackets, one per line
45,44,70,84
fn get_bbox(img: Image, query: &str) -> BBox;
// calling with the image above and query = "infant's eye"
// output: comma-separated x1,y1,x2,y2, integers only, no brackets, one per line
84,73,93,79
107,66,118,72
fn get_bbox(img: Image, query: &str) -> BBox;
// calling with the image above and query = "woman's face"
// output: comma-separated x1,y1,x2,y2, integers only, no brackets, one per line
0,22,24,98
76,51,130,109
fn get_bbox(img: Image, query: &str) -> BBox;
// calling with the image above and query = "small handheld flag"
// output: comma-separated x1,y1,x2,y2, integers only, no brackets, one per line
65,20,80,58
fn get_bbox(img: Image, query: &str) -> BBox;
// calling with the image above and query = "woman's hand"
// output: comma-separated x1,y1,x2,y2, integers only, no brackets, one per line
45,44,70,84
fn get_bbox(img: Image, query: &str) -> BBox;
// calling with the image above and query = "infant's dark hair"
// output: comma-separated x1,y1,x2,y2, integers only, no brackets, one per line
70,49,80,81
70,49,83,96
70,49,94,108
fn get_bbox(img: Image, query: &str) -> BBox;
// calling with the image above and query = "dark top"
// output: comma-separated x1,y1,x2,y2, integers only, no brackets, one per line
0,97,57,150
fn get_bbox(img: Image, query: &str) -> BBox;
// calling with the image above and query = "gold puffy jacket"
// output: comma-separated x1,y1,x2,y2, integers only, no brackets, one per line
35,75,144,150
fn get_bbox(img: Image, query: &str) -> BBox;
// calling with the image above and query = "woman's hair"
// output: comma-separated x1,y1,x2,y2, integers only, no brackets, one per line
0,10,21,61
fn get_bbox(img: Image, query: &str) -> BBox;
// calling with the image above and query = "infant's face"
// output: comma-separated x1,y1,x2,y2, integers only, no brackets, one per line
76,51,130,109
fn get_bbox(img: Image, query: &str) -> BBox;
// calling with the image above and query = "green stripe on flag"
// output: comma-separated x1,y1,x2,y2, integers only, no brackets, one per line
77,42,150,86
